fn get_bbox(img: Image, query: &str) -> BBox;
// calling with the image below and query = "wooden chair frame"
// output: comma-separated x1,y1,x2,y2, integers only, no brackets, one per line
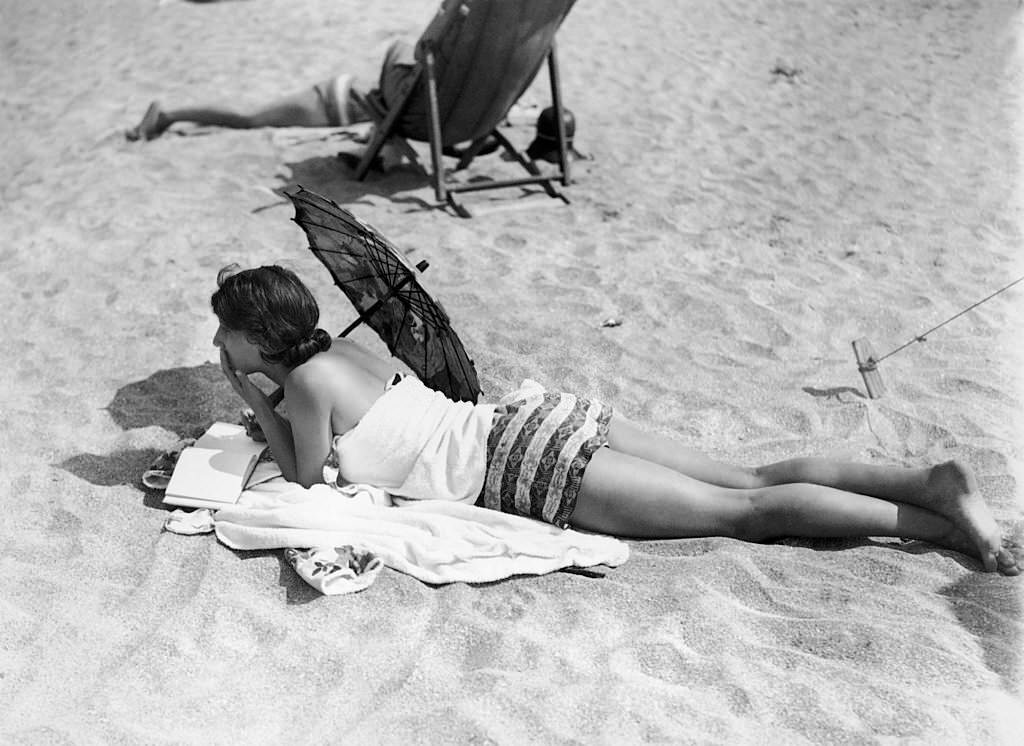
352,43,572,217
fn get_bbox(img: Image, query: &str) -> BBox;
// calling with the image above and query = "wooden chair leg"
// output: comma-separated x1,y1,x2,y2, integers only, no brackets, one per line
491,129,567,202
423,45,447,204
546,43,571,187
445,193,472,219
354,129,392,180
455,135,493,171
350,78,422,181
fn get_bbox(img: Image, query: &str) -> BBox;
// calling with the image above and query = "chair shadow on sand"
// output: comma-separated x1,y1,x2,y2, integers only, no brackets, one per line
263,152,443,216
263,146,563,218
57,363,242,506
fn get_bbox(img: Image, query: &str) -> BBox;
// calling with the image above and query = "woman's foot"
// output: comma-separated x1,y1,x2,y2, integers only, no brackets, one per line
935,523,1021,575
125,101,169,141
926,460,1017,573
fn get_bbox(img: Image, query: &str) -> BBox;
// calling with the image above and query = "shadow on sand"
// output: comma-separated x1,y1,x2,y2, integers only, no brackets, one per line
58,449,166,505
264,144,555,218
105,362,242,438
940,572,1021,694
57,363,242,492
257,154,442,217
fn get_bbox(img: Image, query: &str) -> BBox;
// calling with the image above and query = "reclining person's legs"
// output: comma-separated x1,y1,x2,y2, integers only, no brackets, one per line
126,76,370,141
572,446,1019,574
604,414,1011,571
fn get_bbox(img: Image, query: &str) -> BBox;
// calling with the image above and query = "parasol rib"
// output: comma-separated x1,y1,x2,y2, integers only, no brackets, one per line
337,270,419,338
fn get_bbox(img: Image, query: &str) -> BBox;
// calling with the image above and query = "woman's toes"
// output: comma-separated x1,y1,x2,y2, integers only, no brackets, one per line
994,546,1020,576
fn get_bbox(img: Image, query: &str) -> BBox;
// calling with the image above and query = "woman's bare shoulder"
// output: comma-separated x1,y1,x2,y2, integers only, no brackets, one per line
285,344,390,401
287,348,353,387
285,345,391,431
282,356,334,404
329,338,397,378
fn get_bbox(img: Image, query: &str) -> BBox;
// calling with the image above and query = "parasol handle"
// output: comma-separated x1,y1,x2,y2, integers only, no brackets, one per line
266,259,429,409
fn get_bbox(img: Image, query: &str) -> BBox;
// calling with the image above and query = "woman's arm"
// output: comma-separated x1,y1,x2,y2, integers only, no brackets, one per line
282,364,336,488
220,349,301,482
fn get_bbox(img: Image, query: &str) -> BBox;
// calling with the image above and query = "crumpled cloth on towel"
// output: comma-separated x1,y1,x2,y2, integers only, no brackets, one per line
164,508,216,535
213,482,629,586
284,546,383,595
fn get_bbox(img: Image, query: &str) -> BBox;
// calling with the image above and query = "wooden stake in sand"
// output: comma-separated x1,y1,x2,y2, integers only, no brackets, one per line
853,274,1024,399
852,337,886,399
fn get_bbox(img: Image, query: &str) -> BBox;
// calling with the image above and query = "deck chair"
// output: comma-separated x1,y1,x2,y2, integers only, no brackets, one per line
352,0,577,217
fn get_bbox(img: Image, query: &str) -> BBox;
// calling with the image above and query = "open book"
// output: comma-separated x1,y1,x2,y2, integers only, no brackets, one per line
164,422,282,510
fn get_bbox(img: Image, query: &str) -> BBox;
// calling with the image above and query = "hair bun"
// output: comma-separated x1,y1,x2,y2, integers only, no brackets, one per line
311,328,332,352
281,328,332,367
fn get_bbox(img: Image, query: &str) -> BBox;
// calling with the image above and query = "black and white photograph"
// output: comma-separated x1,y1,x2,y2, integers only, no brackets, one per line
2,0,1022,743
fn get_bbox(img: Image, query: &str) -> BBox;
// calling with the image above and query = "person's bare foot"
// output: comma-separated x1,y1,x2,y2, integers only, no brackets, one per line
125,101,168,141
926,460,1014,573
935,523,1021,575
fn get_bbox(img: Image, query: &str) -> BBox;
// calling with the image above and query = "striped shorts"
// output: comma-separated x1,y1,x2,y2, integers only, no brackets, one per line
477,387,613,528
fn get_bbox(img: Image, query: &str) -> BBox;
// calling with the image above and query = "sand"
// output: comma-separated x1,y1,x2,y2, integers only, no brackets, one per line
2,0,1023,742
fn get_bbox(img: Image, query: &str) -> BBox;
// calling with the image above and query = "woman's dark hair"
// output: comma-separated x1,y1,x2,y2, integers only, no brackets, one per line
211,264,331,367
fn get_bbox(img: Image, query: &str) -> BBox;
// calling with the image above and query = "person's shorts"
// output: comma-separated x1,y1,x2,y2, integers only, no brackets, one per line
477,385,612,528
377,39,430,140
312,73,359,127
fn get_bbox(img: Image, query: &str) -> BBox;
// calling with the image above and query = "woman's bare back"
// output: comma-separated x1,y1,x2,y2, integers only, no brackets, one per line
286,338,399,438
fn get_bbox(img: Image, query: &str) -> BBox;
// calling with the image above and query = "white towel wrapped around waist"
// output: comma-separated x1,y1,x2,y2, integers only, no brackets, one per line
329,376,496,504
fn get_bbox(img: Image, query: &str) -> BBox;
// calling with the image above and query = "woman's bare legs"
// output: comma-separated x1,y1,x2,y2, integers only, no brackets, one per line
585,415,1019,574
609,416,962,498
606,415,759,488
126,86,339,141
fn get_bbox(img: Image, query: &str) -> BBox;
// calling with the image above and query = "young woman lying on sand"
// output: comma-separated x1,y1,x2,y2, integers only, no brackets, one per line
125,39,507,162
126,42,410,142
126,36,510,151
212,265,1021,576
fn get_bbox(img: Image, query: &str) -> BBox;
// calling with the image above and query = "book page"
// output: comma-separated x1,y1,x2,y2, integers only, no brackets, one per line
165,447,259,505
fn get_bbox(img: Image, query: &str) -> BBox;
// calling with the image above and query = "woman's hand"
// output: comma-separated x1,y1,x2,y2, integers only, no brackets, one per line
220,348,268,411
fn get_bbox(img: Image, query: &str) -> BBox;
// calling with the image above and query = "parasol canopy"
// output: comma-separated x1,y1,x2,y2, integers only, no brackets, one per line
285,186,482,403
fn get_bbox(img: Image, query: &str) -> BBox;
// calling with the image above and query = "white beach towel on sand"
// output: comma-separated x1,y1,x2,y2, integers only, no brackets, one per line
213,482,629,586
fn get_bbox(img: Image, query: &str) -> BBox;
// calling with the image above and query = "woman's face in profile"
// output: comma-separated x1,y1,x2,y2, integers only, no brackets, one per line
213,322,262,373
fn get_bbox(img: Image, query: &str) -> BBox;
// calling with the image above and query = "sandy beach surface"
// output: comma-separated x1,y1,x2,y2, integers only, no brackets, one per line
2,0,1023,743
